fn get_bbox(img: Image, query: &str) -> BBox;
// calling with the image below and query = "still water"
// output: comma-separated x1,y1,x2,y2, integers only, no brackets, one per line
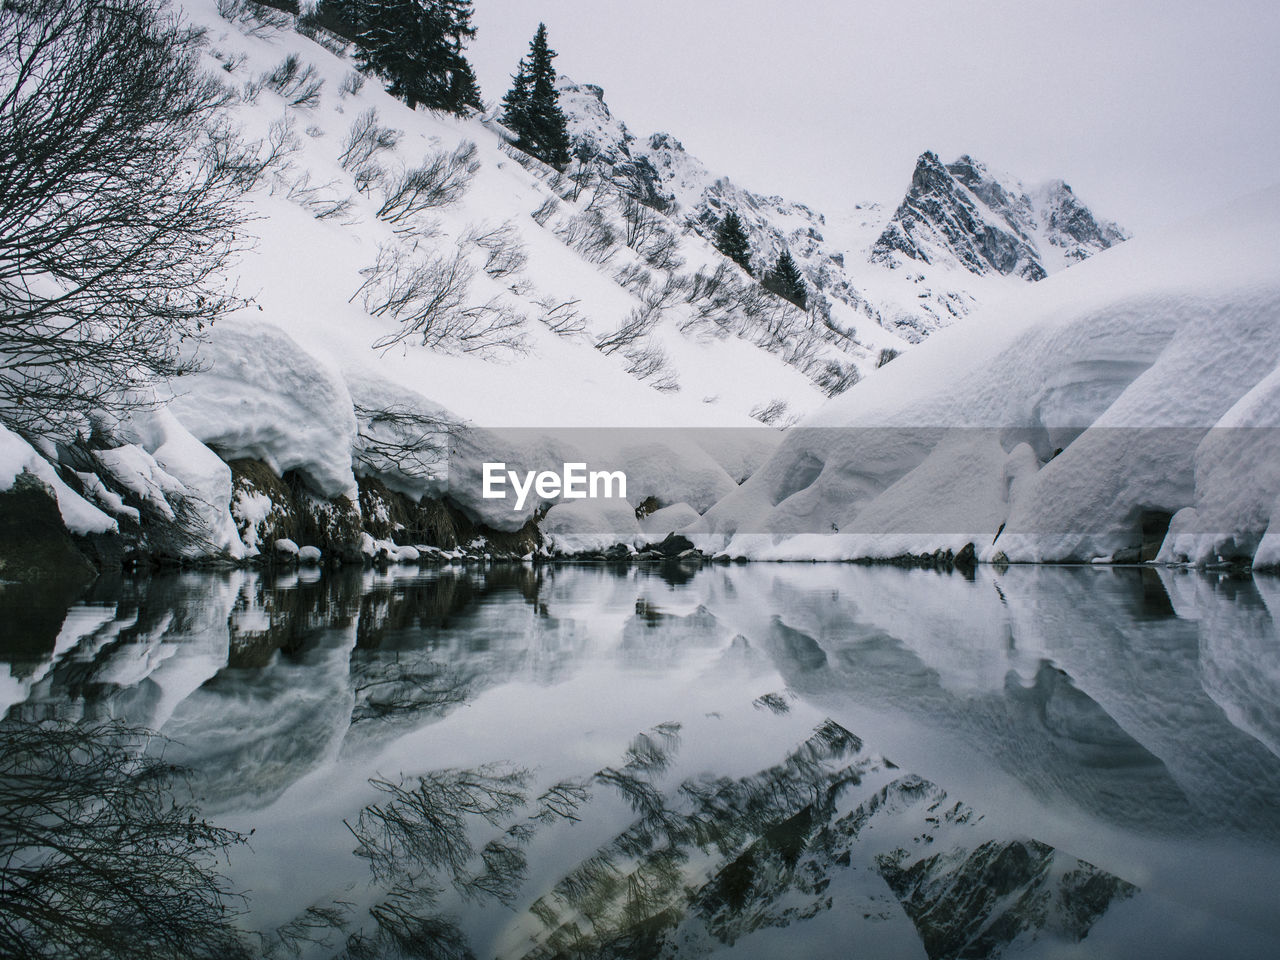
3,563,1280,959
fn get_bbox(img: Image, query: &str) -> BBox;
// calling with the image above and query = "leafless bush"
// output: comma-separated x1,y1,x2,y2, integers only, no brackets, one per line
465,221,528,279
205,116,299,193
282,172,357,222
377,141,479,223
258,53,324,107
640,272,688,315
339,70,365,97
531,195,560,226
498,139,537,170
557,208,617,264
294,14,349,56
684,262,733,307
638,225,683,272
749,398,797,427
216,49,247,73
353,402,459,482
0,0,256,433
595,305,659,355
337,108,401,170
564,148,603,203
621,195,661,250
217,0,291,37
355,246,471,345
877,346,901,367
353,245,526,355
622,339,680,392
533,296,587,337
614,262,652,296
814,358,861,396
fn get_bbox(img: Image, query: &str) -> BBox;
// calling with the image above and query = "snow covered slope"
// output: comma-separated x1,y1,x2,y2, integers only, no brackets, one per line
701,186,1280,568
26,0,888,554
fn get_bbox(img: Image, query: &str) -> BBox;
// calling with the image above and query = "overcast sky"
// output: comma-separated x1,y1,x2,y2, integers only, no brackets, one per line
468,0,1280,234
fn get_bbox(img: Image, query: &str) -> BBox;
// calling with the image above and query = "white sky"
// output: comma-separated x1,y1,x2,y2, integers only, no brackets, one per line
468,0,1280,234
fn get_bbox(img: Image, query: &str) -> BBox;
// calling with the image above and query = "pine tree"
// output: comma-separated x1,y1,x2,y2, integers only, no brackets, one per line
502,23,571,168
765,249,807,309
354,0,481,115
714,210,752,274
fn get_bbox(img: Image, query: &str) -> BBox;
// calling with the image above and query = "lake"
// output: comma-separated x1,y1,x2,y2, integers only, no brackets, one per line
3,563,1279,959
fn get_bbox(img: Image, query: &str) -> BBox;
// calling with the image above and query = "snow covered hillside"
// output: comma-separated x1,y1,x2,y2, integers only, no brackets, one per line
699,186,1280,569
5,0,884,564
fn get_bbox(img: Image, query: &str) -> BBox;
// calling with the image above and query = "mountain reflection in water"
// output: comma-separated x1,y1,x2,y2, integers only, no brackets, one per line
2,564,1278,959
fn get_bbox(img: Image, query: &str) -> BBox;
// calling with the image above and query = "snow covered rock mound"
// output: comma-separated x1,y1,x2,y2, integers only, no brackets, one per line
702,186,1280,567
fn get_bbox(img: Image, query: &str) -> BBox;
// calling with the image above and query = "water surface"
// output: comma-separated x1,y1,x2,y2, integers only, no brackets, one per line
3,563,1279,959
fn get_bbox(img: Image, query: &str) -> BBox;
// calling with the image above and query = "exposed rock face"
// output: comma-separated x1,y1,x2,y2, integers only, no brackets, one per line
871,152,1127,279
0,472,97,586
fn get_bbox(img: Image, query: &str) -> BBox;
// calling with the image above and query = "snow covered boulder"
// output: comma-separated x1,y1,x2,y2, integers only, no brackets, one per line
166,319,359,501
542,499,642,555
639,502,705,538
274,538,300,557
107,406,244,558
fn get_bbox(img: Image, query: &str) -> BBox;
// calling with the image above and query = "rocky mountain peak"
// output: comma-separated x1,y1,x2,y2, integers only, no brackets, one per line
871,151,1126,281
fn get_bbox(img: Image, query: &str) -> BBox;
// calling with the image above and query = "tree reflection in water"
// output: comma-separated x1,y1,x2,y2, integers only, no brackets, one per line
0,720,249,960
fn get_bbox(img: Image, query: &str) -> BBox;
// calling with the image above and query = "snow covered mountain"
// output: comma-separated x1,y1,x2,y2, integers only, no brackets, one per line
556,80,1127,342
871,152,1127,281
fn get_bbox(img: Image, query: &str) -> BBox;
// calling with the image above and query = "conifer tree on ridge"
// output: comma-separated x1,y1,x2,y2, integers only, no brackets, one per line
714,210,753,275
502,23,571,168
765,248,807,309
352,0,482,115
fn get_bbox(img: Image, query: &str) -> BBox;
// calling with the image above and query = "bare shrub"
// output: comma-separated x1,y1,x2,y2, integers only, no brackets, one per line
0,0,258,433
814,359,861,397
258,53,324,107
377,141,479,223
877,347,901,367
530,195,559,226
337,108,400,171
339,71,365,97
353,245,526,355
556,209,617,264
595,305,659,355
282,172,357,222
638,226,683,272
621,340,680,392
355,246,472,347
206,115,300,191
640,272,688,315
464,221,528,279
533,296,587,337
621,196,661,251
353,403,460,483
217,0,291,37
614,263,652,296
749,398,798,427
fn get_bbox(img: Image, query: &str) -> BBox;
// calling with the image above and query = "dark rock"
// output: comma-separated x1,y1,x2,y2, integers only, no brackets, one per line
0,472,97,587
648,532,695,557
